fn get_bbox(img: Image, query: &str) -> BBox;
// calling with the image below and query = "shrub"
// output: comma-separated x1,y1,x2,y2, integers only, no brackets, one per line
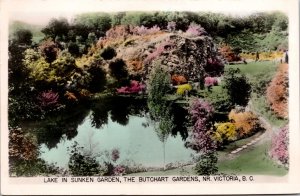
205,88,233,113
266,64,288,118
37,90,59,109
223,68,251,107
176,84,192,95
9,128,38,161
101,46,117,60
68,142,102,176
194,152,218,175
228,109,262,138
116,80,145,94
185,22,207,37
143,39,174,65
270,125,288,166
204,77,219,87
219,45,241,62
134,25,161,35
185,99,217,154
38,39,59,63
213,122,237,144
109,59,128,81
206,57,224,77
171,74,187,85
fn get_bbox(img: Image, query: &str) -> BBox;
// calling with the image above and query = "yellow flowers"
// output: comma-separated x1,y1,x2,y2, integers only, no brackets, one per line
213,122,237,143
176,84,192,95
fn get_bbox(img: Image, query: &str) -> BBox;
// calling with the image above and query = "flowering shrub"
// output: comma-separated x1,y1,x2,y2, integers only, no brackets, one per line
228,109,262,138
37,90,59,109
143,39,174,65
266,64,288,118
186,99,218,175
186,99,216,154
134,25,161,35
270,125,288,166
171,74,187,85
167,21,176,32
204,77,219,87
219,45,241,62
176,84,192,95
111,149,120,162
113,165,126,176
117,80,145,94
185,22,207,37
213,122,237,143
206,57,224,76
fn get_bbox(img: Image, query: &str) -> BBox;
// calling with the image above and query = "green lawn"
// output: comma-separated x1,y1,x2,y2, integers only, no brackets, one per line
225,61,278,78
217,141,288,176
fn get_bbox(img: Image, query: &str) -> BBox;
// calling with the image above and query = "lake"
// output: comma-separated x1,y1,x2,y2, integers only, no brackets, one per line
23,96,196,169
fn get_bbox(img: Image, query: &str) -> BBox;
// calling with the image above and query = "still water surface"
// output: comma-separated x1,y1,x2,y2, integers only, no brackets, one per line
39,113,195,168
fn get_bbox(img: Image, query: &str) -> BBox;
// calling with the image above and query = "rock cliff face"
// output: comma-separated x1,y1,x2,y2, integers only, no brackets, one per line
96,25,224,83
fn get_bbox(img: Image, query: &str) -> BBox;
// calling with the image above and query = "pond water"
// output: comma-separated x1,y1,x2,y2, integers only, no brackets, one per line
24,96,196,169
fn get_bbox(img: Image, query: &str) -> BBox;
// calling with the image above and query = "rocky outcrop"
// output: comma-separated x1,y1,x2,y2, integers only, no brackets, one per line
96,26,224,83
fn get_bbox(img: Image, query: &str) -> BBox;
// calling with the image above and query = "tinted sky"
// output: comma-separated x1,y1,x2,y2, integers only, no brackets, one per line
7,0,289,25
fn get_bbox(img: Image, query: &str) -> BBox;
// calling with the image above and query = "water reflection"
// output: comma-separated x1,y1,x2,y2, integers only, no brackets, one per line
21,96,192,167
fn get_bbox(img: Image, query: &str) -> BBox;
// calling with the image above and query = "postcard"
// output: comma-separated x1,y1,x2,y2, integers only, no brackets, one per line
1,0,300,195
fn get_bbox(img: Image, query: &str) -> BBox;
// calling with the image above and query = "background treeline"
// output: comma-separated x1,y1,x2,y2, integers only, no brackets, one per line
10,11,288,53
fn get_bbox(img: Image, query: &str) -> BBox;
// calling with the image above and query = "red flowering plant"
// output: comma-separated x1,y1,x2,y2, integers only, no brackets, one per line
116,80,145,94
37,90,60,111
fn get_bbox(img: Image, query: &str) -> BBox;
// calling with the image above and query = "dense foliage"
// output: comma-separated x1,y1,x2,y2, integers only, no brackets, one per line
223,68,251,107
228,109,262,138
270,125,288,166
8,10,289,176
266,64,288,118
186,99,218,175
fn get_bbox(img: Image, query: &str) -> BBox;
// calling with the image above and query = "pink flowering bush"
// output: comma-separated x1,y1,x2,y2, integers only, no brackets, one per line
186,99,218,175
111,148,120,162
116,80,145,94
37,90,59,109
185,99,216,154
205,77,219,87
143,40,174,65
270,126,289,166
134,25,160,35
113,165,126,176
185,23,207,37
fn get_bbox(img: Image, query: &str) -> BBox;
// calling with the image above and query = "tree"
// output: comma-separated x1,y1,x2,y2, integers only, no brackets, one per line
223,68,251,107
87,60,107,93
42,18,70,40
147,63,171,118
38,39,60,63
108,59,128,83
12,29,33,45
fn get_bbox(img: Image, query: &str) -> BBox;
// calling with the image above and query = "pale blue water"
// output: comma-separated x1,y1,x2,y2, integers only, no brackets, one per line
39,112,195,168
